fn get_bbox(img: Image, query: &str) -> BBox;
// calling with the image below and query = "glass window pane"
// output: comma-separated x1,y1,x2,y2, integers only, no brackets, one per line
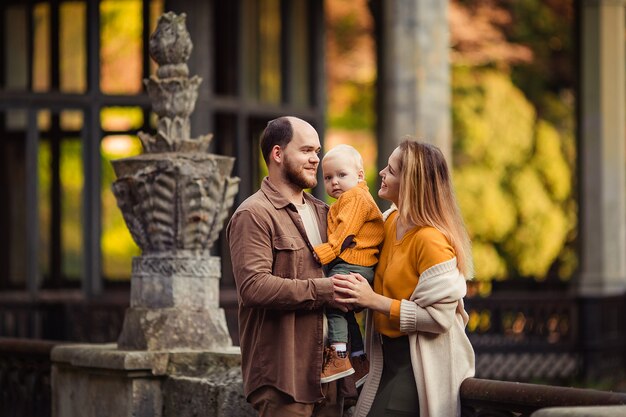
1,112,28,288
101,135,142,280
214,1,239,96
100,0,143,94
242,0,260,100
242,0,281,103
3,110,89,289
101,107,144,131
38,110,51,131
60,110,84,131
259,0,281,103
60,138,83,281
60,1,86,93
38,139,51,282
5,110,27,131
289,0,310,106
4,6,28,91
33,3,51,92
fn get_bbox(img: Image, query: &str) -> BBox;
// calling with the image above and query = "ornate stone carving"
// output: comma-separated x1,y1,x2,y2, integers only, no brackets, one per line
112,12,239,254
132,255,222,277
112,11,238,351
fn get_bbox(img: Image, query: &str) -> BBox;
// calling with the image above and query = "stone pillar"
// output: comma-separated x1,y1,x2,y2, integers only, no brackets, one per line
578,0,626,296
375,0,451,170
577,0,626,383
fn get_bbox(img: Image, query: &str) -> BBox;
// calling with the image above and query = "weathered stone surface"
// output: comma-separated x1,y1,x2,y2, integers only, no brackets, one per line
117,307,232,351
51,344,169,374
163,348,253,417
130,255,221,309
132,252,221,277
531,405,626,416
51,345,250,417
163,374,256,417
111,156,239,253
149,12,193,79
166,347,242,377
131,275,220,309
119,253,232,351
52,346,164,417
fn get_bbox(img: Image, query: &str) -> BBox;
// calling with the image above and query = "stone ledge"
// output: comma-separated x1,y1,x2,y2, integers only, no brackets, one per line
531,405,626,416
167,346,241,377
52,344,246,417
51,344,241,376
52,344,170,374
117,307,232,351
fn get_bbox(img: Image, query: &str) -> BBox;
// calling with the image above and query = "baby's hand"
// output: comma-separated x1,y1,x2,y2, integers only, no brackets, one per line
340,235,355,252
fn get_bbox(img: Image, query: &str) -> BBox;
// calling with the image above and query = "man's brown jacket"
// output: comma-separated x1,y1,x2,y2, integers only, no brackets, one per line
227,177,335,403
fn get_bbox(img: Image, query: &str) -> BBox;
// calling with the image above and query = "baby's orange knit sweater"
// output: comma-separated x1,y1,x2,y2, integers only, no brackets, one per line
314,181,384,267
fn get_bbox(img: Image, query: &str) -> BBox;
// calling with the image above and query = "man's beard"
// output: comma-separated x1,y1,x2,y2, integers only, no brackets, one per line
284,157,317,189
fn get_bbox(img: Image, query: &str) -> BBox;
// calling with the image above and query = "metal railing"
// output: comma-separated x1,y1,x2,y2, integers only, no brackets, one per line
465,291,626,383
0,291,127,342
461,378,626,417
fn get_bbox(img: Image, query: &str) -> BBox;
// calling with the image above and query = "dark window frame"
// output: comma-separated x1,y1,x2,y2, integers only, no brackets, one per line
0,0,326,304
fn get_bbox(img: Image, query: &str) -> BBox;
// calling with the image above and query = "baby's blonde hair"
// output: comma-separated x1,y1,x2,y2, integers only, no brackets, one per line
323,144,364,171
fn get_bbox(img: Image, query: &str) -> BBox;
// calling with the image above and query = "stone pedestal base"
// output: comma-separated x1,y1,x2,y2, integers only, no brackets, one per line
117,307,232,350
51,344,255,417
117,254,233,351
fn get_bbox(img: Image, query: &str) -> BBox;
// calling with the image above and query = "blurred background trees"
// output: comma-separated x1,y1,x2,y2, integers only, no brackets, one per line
326,0,577,294
451,0,576,293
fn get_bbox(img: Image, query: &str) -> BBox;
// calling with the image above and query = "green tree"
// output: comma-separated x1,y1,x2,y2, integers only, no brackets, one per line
452,68,576,283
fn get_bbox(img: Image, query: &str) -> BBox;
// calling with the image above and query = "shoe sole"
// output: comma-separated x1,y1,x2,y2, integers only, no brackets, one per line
320,368,355,384
355,374,368,388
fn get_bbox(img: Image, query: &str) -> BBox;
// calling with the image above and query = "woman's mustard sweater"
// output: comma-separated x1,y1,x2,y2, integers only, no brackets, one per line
374,210,455,337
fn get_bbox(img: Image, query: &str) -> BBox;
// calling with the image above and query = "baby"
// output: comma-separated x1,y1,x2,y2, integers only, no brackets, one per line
314,144,384,387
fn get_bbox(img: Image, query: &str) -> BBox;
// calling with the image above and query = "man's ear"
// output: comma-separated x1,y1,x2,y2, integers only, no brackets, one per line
271,145,282,164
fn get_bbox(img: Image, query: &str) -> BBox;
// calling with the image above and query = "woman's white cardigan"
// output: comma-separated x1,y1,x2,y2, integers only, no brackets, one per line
354,257,475,417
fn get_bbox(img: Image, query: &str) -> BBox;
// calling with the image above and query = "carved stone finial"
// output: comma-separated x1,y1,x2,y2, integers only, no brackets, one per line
149,11,192,78
140,11,209,152
112,10,239,254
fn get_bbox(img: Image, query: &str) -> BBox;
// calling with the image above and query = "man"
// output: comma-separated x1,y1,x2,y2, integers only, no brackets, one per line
227,116,344,416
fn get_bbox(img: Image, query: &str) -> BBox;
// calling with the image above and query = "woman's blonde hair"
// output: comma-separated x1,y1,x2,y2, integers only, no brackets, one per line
396,139,474,279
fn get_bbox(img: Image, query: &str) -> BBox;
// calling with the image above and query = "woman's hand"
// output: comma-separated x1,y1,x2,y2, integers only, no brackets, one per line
332,273,393,315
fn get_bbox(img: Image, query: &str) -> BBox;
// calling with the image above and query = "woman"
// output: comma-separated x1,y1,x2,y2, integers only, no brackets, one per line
332,139,475,417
